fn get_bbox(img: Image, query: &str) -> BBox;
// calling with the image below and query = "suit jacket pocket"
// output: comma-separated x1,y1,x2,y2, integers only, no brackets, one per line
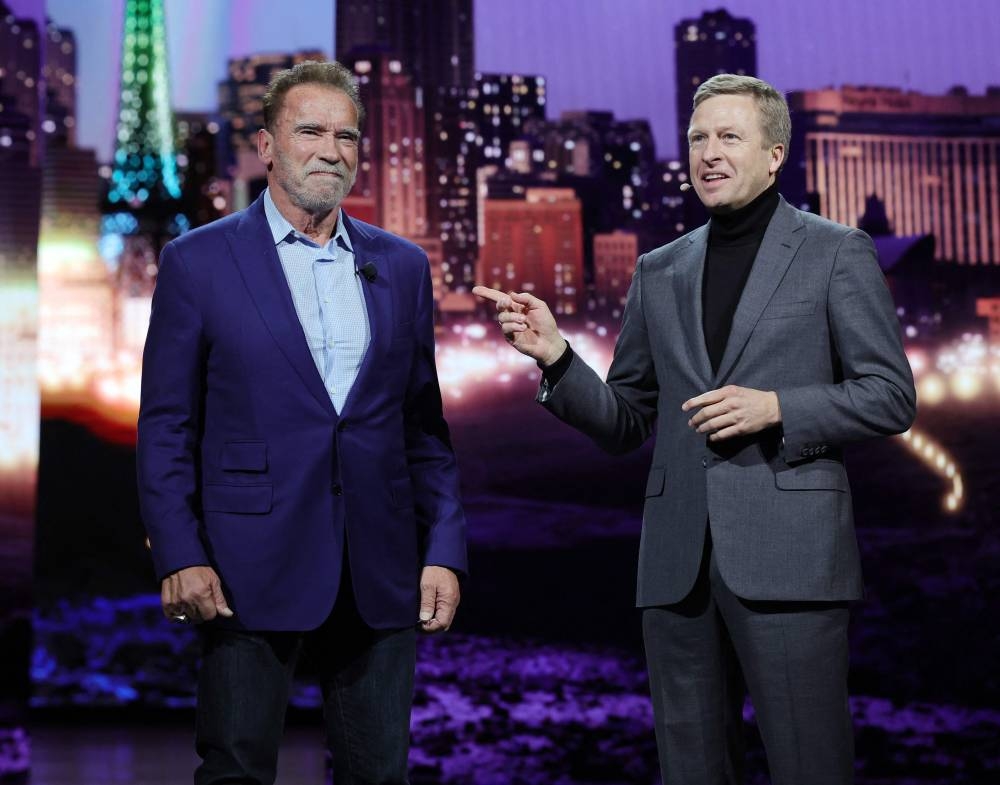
203,483,273,513
760,300,816,320
645,467,666,497
220,441,268,472
774,461,847,492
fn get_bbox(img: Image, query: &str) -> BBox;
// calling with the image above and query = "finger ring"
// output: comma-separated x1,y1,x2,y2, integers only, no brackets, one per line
171,613,190,624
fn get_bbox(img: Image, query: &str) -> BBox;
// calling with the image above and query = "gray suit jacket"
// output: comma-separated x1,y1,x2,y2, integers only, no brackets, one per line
541,198,916,604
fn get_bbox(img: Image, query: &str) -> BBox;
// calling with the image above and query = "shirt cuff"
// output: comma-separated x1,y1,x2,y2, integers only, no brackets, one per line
538,342,573,387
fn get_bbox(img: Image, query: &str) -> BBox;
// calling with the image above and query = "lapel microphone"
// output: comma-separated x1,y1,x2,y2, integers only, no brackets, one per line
356,262,378,282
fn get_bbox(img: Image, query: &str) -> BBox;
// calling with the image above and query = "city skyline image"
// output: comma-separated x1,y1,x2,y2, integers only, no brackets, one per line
1,0,999,782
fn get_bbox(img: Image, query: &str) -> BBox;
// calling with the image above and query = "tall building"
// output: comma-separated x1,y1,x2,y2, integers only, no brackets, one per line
428,84,480,290
788,86,1000,265
335,0,474,92
592,231,639,318
42,20,75,147
674,8,756,159
479,187,584,316
0,2,41,165
475,72,546,165
175,110,229,228
515,110,668,273
342,51,427,238
335,0,476,291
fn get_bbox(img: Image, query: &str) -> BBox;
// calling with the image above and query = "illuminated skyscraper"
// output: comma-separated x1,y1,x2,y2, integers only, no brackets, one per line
336,0,476,291
674,8,756,159
592,231,639,319
342,51,427,238
788,86,1000,265
0,2,41,166
479,187,584,316
42,20,76,147
335,0,474,92
475,72,546,165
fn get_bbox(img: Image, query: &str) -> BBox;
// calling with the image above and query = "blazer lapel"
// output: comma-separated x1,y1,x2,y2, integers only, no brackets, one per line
671,224,714,386
225,197,336,416
713,198,806,386
339,213,393,417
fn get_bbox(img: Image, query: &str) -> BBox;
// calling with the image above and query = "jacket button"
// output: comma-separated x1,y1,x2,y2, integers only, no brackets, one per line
332,483,343,496
701,457,708,468
337,422,347,432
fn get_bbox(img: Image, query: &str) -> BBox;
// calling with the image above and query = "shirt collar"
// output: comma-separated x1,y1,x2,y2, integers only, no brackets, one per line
263,187,353,253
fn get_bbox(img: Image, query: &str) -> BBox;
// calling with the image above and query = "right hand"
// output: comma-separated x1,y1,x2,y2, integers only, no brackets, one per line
472,286,567,366
161,565,234,624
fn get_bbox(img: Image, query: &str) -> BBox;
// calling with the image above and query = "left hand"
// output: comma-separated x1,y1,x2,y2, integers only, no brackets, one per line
418,565,460,634
682,385,781,441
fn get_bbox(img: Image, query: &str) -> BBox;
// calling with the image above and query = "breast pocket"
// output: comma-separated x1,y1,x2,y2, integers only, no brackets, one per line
760,300,816,320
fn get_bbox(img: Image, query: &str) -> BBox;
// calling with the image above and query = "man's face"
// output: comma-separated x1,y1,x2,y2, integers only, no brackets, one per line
687,93,784,213
258,84,360,214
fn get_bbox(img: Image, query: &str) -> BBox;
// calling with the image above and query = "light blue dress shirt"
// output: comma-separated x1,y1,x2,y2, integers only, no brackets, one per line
263,188,370,413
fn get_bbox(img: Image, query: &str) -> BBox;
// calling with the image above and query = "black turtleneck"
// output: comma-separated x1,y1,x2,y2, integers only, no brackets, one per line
702,181,780,373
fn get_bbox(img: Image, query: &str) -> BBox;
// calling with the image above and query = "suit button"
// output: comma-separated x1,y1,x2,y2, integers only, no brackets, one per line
701,457,708,468
337,422,347,432
332,483,343,496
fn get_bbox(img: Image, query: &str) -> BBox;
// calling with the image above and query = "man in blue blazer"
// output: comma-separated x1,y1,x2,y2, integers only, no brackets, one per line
137,61,466,784
476,75,916,784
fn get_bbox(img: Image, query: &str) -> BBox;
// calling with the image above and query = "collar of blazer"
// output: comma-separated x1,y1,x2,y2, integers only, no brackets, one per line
224,195,390,419
671,197,807,388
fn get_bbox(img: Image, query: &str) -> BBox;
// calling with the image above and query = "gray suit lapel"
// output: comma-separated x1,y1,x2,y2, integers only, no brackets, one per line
671,225,713,386
713,199,805,386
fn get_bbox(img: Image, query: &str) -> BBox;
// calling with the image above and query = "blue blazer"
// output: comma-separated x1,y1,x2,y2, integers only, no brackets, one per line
137,194,467,631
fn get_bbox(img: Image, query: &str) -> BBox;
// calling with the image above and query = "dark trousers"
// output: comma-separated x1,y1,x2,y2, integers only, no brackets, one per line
194,572,416,785
642,541,853,785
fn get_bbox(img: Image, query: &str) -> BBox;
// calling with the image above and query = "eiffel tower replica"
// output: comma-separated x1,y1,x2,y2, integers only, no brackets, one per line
102,0,185,301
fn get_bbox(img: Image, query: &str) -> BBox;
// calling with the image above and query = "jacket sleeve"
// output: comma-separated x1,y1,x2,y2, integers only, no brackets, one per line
136,241,211,579
402,258,467,574
776,229,917,463
538,254,659,455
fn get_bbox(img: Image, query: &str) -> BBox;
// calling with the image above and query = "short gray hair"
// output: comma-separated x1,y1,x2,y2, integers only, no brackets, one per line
692,74,790,160
262,60,365,132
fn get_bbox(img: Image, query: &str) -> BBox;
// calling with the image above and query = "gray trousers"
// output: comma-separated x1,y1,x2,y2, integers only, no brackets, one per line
642,540,854,785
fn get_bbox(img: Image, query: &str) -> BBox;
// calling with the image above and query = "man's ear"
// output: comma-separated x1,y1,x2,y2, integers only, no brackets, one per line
258,128,273,166
769,143,785,176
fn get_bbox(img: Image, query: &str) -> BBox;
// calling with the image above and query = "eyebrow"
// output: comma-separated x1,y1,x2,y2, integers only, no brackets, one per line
292,122,360,138
688,124,742,139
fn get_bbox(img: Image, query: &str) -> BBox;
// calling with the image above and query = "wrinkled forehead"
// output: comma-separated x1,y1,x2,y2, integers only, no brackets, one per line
277,84,359,127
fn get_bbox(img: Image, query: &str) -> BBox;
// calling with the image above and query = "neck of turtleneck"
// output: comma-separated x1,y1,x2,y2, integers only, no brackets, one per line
708,181,781,247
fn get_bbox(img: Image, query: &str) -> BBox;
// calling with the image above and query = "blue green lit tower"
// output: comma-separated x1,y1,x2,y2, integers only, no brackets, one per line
103,0,186,294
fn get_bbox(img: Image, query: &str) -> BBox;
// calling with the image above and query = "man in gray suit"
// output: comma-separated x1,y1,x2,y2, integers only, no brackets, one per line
474,74,916,784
